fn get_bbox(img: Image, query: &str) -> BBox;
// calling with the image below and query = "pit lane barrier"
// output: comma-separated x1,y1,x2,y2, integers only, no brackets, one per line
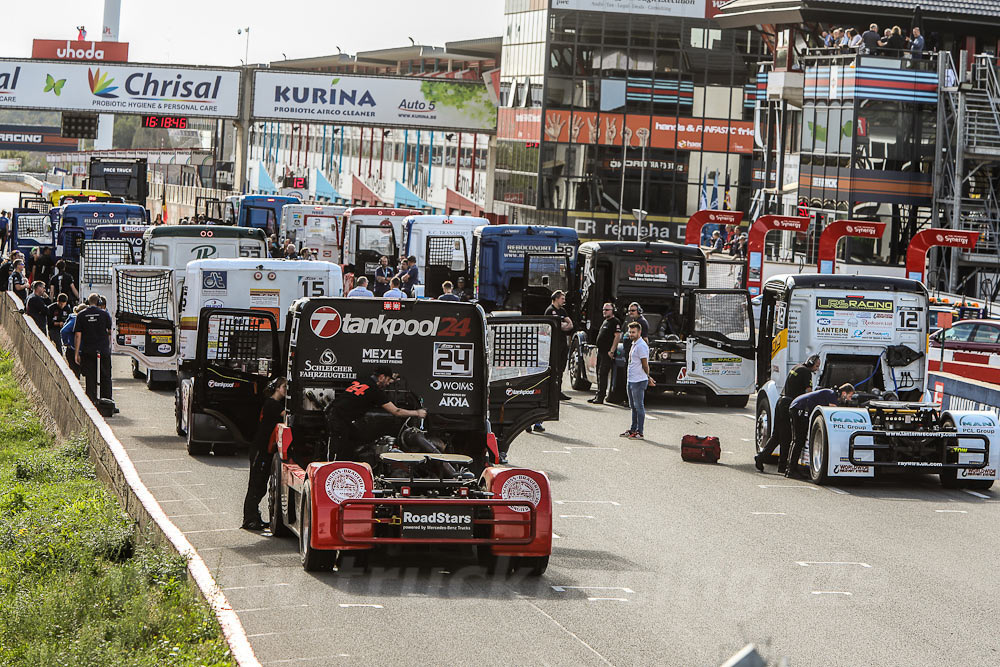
931,369,1000,420
0,291,259,666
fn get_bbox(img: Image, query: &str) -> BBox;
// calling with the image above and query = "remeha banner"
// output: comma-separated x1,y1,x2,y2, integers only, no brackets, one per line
0,59,241,118
252,70,496,132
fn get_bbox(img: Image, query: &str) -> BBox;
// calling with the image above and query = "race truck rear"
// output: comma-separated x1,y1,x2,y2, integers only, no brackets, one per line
269,297,559,573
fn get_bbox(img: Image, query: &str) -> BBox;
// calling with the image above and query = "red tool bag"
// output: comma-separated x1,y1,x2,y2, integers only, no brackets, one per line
681,435,721,463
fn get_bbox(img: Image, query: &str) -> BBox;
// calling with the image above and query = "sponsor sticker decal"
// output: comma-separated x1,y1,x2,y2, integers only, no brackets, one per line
325,467,366,504
501,474,541,513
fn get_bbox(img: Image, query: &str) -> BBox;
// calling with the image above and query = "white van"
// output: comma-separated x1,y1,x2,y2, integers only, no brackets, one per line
280,204,346,262
403,215,486,298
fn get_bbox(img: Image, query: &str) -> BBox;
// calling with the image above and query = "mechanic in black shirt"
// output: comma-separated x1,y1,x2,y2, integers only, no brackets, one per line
47,293,71,353
544,290,573,402
242,377,287,531
33,247,55,287
324,367,427,461
588,302,621,405
73,293,114,404
755,354,820,473
9,258,27,302
48,260,79,305
785,383,855,478
614,302,649,405
24,281,50,333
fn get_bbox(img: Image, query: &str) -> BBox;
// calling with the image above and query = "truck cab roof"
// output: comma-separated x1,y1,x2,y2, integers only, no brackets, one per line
765,273,928,295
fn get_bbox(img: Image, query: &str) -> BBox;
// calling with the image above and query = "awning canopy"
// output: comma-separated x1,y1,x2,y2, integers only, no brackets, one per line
394,181,431,211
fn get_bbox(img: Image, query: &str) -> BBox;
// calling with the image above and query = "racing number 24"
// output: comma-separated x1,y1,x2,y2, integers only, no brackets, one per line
438,317,471,337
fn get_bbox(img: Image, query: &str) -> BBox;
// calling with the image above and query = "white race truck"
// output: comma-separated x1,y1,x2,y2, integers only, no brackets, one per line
755,274,999,488
340,207,422,278
403,215,486,299
280,204,346,262
112,258,343,455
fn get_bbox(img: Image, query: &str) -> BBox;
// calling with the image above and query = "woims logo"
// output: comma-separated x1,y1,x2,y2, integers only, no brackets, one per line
274,77,375,106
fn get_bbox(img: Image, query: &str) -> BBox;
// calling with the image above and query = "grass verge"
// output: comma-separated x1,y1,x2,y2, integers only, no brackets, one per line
0,347,235,666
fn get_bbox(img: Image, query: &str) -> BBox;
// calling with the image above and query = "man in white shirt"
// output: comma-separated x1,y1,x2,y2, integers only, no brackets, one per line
622,321,654,440
383,277,405,299
347,276,374,297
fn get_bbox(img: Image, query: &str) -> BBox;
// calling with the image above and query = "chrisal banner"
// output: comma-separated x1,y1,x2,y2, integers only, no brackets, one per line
0,59,241,118
31,40,129,62
543,109,753,153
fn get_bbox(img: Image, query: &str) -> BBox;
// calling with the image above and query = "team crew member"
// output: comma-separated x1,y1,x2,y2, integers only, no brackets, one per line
544,290,573,401
0,210,8,254
242,377,287,531
9,259,27,301
373,255,393,297
48,260,79,305
347,276,374,297
24,281,50,333
755,354,820,472
622,322,655,439
785,383,855,478
324,367,426,461
588,303,621,405
383,277,404,299
61,304,86,378
400,256,420,296
48,293,72,353
73,293,114,405
438,280,461,301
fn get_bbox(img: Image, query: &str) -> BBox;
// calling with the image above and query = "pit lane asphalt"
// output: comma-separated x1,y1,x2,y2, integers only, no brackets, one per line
106,358,1000,666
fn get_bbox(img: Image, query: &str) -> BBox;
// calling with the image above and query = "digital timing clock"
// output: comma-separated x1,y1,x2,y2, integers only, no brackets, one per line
141,115,189,129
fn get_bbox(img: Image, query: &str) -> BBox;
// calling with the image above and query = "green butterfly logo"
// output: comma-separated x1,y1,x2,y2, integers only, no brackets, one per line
331,77,340,86
44,73,66,96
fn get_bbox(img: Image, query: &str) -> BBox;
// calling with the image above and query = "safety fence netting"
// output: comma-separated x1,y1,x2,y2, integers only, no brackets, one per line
115,269,172,321
694,291,751,341
15,214,51,244
81,240,133,285
204,312,273,375
427,236,466,269
488,321,552,382
705,258,746,290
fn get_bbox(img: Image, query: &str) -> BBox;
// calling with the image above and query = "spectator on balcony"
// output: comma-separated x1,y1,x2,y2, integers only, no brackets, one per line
823,30,835,48
886,26,906,53
910,27,925,58
847,28,862,49
861,24,881,54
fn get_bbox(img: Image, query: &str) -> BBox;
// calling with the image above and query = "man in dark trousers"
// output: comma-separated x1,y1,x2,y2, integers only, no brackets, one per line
24,281,50,333
544,290,573,401
755,354,820,472
242,377,287,531
588,302,621,405
324,367,426,461
373,255,393,297
785,383,855,478
73,293,113,405
48,293,72,353
48,259,79,305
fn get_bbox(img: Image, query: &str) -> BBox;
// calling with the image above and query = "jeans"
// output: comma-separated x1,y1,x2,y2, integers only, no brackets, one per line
627,380,648,435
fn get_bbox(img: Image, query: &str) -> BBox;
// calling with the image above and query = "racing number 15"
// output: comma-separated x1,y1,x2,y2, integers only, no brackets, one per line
301,280,325,297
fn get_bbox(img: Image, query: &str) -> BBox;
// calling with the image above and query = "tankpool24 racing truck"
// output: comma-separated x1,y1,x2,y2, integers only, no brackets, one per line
755,274,1000,487
567,241,756,407
266,297,558,572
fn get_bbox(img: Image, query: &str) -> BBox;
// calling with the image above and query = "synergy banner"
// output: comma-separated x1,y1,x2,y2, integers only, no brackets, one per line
0,59,241,118
252,70,496,131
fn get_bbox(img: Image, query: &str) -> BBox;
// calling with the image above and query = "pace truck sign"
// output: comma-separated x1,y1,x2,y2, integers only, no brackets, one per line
0,59,241,118
252,70,496,131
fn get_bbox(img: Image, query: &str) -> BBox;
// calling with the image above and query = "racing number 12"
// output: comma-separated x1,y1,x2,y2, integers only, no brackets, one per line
898,310,919,329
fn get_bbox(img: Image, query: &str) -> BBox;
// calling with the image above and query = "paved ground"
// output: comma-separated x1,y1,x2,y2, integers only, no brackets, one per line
102,358,1000,666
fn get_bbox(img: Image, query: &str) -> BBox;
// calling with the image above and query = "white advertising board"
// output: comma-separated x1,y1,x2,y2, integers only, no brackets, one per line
0,59,241,118
252,70,496,131
551,0,707,18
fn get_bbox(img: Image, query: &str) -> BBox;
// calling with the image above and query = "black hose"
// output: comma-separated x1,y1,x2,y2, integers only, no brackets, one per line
400,427,457,477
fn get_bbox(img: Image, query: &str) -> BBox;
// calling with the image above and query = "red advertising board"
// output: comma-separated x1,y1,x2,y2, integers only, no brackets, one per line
497,108,542,142
31,40,129,62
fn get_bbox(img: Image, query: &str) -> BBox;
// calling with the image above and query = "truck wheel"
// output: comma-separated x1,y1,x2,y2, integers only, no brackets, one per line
300,488,336,572
939,417,995,490
513,555,549,577
755,396,771,454
185,404,211,456
174,387,185,437
268,454,291,538
131,359,144,379
569,343,591,391
808,417,830,485
145,368,158,390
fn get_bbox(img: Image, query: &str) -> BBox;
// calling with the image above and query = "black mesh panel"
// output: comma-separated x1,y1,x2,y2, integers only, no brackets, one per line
81,240,133,285
695,292,751,341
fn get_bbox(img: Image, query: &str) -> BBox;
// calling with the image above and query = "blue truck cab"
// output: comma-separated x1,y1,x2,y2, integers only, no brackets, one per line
56,202,148,263
234,195,299,236
472,224,579,312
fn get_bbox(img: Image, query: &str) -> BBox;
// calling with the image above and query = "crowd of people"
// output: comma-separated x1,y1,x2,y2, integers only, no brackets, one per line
821,23,926,58
702,224,748,259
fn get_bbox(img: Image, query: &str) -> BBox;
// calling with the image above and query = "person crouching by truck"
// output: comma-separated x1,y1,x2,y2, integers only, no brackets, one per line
784,383,855,479
242,377,287,531
755,354,820,473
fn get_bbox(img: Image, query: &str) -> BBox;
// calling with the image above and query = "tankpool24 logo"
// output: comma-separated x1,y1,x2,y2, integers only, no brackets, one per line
88,68,118,98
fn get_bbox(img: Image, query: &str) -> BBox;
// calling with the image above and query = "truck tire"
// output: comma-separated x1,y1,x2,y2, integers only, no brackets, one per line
569,342,591,391
174,387,185,437
299,488,336,571
755,396,771,454
268,454,291,538
940,417,995,490
131,359,144,379
145,368,158,390
513,555,549,577
186,404,211,456
808,416,830,485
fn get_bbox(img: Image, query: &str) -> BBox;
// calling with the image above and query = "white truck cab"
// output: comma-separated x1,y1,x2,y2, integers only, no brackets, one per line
340,207,422,277
403,215,486,298
280,204,346,262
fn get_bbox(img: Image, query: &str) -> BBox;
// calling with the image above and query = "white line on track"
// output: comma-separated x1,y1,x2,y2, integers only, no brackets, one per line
525,601,614,666
646,415,658,420
223,583,291,591
935,509,968,513
742,414,756,420
555,500,621,505
741,438,751,442
811,591,852,596
796,561,872,568
564,446,621,451
552,533,562,539
542,450,572,454
751,512,786,515
339,603,383,608
235,603,309,612
827,487,848,495
964,489,990,499
559,515,595,519
588,597,629,602
551,585,635,593
758,484,817,490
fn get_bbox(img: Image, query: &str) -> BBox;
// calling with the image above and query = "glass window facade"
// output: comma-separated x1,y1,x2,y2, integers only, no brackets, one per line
494,3,762,240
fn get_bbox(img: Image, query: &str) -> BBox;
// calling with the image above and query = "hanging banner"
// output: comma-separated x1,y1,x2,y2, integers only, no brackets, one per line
552,0,715,19
252,70,497,132
0,59,241,118
0,124,78,152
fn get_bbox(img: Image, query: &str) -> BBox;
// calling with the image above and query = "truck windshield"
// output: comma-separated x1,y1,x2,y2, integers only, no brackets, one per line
616,259,676,286
357,226,396,256
527,255,569,292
